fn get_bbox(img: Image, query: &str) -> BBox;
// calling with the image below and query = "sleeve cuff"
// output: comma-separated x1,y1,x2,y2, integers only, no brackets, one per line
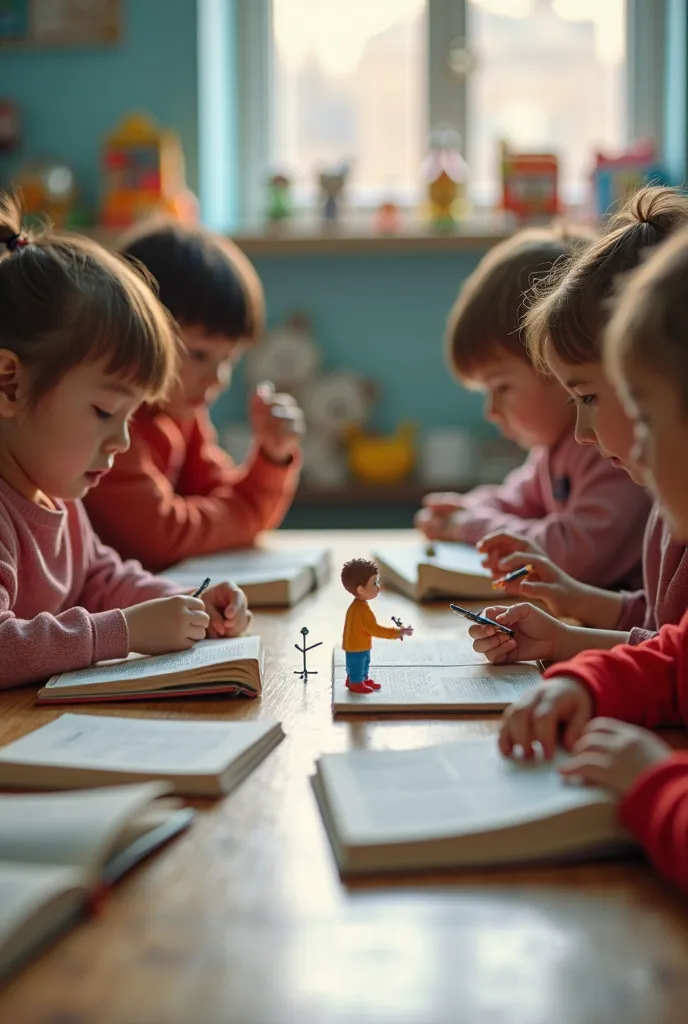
91,609,130,662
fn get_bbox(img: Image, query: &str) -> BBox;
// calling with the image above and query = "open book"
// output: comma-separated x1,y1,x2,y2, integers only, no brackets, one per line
0,714,284,797
163,546,331,607
312,736,635,875
0,783,194,981
373,541,495,601
332,635,541,714
37,636,264,704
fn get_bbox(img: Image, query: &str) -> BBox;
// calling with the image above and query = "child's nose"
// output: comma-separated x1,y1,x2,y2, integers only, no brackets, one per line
573,410,596,446
106,420,131,454
484,394,501,424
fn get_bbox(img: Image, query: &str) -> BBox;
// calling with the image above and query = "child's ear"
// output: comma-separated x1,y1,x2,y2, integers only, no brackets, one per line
0,350,27,418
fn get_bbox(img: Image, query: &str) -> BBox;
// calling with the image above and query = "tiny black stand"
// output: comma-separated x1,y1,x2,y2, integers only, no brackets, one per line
294,626,323,682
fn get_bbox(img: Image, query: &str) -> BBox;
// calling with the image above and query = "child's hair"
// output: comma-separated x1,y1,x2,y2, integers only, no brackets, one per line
119,221,265,342
605,225,688,413
445,225,592,381
0,192,178,405
341,558,379,596
525,186,688,372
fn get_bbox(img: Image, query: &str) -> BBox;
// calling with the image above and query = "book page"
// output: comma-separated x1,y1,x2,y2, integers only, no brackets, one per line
163,547,330,587
0,714,280,776
0,863,82,978
333,663,541,711
0,783,166,875
44,636,261,690
333,634,487,669
374,542,490,584
319,738,615,845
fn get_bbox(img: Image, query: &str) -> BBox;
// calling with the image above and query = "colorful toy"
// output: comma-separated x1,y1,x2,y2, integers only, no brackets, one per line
319,163,349,221
341,558,413,693
347,422,415,484
266,172,292,222
374,198,401,235
300,370,377,489
101,113,198,227
422,125,469,229
591,140,670,219
500,139,558,222
14,160,78,228
294,627,322,683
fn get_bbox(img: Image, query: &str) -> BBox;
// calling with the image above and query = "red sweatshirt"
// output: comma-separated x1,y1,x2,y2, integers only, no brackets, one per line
543,612,688,892
84,406,301,572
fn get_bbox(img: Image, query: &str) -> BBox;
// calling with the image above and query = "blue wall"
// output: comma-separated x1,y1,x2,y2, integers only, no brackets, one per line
0,0,198,215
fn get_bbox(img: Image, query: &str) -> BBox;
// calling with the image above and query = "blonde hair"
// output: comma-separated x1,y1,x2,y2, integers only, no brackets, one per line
605,225,688,412
524,186,688,373
0,191,179,405
445,224,593,382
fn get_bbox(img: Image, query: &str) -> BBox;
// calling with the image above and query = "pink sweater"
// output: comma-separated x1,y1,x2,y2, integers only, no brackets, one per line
0,478,181,689
458,431,650,588
616,503,688,644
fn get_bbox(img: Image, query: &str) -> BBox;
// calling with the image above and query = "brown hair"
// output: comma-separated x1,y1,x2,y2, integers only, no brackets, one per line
341,558,379,596
119,220,265,341
445,225,593,381
0,192,179,405
605,225,688,414
525,186,688,372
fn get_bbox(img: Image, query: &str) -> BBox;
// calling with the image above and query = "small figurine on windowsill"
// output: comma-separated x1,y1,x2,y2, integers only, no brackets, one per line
341,558,413,693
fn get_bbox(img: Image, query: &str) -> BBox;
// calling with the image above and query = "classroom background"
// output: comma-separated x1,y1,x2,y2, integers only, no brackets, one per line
0,0,684,527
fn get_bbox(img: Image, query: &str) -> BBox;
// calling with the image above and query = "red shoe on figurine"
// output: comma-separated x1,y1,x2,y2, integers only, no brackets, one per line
364,678,381,690
345,678,374,694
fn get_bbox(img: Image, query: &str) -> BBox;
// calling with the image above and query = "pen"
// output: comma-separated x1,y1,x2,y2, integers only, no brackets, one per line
449,603,515,637
391,615,405,640
491,563,534,590
192,577,211,599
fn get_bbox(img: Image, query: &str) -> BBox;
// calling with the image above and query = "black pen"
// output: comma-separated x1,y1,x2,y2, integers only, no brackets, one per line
449,603,515,637
193,577,211,599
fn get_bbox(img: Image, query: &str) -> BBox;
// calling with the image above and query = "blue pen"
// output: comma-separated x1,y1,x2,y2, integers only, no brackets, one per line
193,577,211,599
449,603,515,637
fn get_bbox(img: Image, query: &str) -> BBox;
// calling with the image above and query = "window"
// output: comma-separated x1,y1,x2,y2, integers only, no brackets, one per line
234,0,661,220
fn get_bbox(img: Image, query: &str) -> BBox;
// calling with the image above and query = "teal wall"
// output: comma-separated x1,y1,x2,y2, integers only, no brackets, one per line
0,0,199,215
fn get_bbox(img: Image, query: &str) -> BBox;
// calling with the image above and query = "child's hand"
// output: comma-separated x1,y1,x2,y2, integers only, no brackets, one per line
400,625,413,637
202,581,252,638
499,675,594,759
559,719,672,796
468,602,569,664
489,550,587,620
123,595,209,655
250,381,305,464
477,531,548,572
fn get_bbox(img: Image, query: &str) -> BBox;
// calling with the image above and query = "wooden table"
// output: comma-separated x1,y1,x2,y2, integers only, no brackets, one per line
1,530,688,1024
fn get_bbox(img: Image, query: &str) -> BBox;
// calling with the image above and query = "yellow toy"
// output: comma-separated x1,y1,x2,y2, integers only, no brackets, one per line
347,423,416,484
101,113,198,227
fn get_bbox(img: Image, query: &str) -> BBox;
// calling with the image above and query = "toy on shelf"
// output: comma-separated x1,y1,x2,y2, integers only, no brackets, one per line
101,113,198,228
500,139,558,223
319,163,349,222
341,558,413,694
266,171,293,223
244,313,321,394
374,198,401,235
421,125,469,230
300,370,377,489
591,140,670,219
347,422,415,485
14,160,78,228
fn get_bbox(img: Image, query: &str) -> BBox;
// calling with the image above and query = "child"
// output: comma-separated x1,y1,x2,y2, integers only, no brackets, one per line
498,224,688,893
341,559,412,693
471,187,688,666
0,194,250,690
84,221,304,572
413,227,650,589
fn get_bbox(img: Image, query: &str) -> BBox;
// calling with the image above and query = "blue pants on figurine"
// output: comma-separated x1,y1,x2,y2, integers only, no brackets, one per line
345,650,370,684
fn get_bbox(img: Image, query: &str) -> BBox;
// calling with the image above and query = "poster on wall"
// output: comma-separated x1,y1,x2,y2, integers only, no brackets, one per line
0,0,120,46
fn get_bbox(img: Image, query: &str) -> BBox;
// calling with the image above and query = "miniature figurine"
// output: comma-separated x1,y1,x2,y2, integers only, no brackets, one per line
319,163,349,222
341,558,413,693
294,626,322,682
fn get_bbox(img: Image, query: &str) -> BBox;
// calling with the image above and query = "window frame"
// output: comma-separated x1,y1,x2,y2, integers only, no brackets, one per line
233,0,666,223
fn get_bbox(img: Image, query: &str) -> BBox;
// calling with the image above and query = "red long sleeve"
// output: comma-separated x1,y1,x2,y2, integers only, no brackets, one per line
85,407,301,572
620,754,688,892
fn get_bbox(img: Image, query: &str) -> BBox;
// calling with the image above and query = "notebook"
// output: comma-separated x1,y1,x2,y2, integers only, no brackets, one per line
332,635,542,714
0,714,284,797
312,736,635,875
163,545,331,607
0,783,194,981
37,636,264,704
373,541,495,601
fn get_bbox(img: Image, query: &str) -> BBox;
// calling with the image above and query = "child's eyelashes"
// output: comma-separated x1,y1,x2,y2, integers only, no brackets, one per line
93,406,114,421
579,394,597,407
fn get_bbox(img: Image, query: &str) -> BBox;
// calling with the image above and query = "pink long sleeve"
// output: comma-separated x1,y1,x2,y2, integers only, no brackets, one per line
457,432,650,588
0,480,180,689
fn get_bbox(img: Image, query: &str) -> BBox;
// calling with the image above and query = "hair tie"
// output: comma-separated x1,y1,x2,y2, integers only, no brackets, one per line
5,233,29,253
